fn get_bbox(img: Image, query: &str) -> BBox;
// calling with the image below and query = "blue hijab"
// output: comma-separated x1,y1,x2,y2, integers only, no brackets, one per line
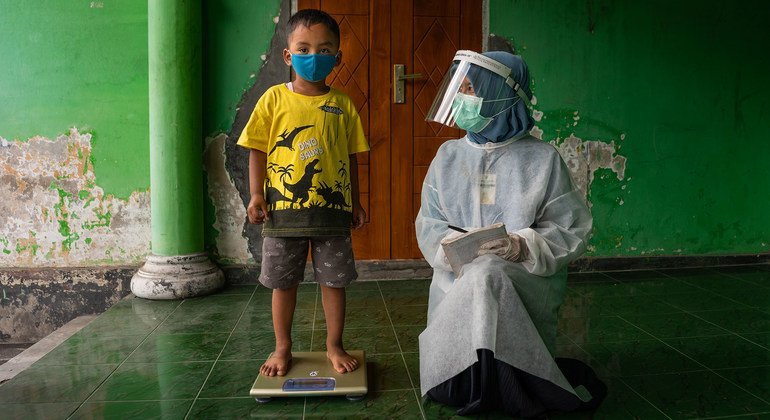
465,52,534,144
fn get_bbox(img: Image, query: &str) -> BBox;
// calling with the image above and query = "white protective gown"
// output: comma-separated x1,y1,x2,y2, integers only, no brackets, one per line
415,134,592,396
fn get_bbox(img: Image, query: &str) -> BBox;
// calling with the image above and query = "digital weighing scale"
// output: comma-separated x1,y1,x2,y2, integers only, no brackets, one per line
250,350,368,403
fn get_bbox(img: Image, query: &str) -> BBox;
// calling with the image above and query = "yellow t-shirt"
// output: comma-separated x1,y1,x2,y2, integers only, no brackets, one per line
237,84,369,237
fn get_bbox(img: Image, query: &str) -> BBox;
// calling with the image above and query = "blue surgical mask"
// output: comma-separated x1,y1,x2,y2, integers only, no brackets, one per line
291,53,337,82
451,92,518,133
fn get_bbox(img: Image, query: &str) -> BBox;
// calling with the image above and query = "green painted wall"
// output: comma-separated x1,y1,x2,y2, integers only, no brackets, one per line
0,0,148,199
491,0,770,256
0,0,279,266
203,0,281,136
2,0,767,264
0,0,279,196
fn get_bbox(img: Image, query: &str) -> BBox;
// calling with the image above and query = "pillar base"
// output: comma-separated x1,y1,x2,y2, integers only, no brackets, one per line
131,253,225,300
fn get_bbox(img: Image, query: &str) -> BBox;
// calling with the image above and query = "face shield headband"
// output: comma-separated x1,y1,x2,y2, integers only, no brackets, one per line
426,50,533,128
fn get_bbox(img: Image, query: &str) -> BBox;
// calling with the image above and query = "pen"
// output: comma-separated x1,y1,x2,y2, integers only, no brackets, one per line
447,225,467,233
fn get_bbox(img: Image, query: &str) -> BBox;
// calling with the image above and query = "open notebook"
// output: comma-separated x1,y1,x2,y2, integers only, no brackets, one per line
440,222,508,276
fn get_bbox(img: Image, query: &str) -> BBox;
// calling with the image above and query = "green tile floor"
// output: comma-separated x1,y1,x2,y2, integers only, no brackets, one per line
1,265,769,419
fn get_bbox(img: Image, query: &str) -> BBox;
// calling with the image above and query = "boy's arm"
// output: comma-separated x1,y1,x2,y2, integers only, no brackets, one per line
247,149,270,224
349,153,365,229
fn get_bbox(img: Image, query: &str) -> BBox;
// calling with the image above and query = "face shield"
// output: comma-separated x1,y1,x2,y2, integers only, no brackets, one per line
425,50,532,132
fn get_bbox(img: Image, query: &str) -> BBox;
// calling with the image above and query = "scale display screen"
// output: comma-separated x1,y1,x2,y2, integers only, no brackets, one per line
282,377,336,392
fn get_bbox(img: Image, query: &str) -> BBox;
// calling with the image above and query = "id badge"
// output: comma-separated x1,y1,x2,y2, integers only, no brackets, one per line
480,174,496,205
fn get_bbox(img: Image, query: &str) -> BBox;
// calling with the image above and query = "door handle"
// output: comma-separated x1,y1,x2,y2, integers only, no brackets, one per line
393,64,423,104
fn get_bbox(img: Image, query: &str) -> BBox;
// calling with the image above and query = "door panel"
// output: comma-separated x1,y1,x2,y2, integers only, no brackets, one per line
298,0,481,259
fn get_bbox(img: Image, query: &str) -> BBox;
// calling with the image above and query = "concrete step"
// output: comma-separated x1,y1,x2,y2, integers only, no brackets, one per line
0,316,96,384
0,343,34,366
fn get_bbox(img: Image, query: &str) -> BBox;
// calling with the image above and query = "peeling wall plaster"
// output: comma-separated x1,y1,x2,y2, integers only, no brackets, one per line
222,0,291,266
203,134,252,264
0,129,151,267
531,112,628,206
549,133,627,204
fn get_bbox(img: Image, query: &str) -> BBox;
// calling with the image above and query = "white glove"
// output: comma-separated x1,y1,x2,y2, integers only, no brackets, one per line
478,233,528,262
438,230,463,269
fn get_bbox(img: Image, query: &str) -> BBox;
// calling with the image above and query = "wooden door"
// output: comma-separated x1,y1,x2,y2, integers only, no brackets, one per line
299,0,482,259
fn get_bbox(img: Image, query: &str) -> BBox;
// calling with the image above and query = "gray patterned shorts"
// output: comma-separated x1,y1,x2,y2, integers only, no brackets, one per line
259,236,357,289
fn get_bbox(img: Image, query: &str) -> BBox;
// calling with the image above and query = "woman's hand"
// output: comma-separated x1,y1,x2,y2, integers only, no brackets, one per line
478,233,528,262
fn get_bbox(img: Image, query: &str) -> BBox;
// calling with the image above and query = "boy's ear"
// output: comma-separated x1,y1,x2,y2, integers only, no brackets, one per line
335,50,343,67
283,48,292,66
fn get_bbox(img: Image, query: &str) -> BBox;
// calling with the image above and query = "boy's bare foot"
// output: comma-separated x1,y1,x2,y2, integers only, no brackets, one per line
327,346,359,373
260,349,292,377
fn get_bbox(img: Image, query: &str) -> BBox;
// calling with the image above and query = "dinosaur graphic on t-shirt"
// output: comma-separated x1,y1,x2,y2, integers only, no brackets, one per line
265,186,291,209
284,159,322,208
269,124,313,155
316,181,350,209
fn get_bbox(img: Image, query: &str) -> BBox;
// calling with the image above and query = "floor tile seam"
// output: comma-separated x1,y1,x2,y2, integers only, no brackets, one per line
655,269,723,290
309,288,320,349
602,367,713,378
35,361,138,367
703,267,767,288
708,294,770,312
678,274,760,294
649,327,733,339
72,398,194,403
683,308,760,335
706,368,770,406
377,385,421,392
375,284,430,289
678,285,769,311
74,304,184,413
605,309,685,317
118,359,222,364
567,338,661,347
565,282,620,297
710,364,770,373
376,281,418,392
647,299,760,315
619,315,770,406
369,278,432,282
596,314,660,342
330,325,405,330
661,331,770,352
556,335,598,365
614,314,717,370
559,334,589,355
140,330,234,337
614,376,673,420
183,290,260,420
735,333,770,351
413,387,428,419
621,310,734,338
697,412,770,420
515,333,730,344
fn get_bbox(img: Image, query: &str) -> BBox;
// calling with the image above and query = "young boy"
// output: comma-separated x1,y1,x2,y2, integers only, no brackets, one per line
237,9,369,377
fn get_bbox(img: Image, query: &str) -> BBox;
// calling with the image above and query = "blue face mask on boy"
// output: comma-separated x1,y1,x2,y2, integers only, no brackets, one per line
291,53,337,82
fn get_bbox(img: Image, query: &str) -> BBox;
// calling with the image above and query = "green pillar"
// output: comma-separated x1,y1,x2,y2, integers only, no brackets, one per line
131,0,224,299
149,0,202,255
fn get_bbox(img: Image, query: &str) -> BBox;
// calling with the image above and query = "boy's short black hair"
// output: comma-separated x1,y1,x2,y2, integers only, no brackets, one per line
287,9,340,44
